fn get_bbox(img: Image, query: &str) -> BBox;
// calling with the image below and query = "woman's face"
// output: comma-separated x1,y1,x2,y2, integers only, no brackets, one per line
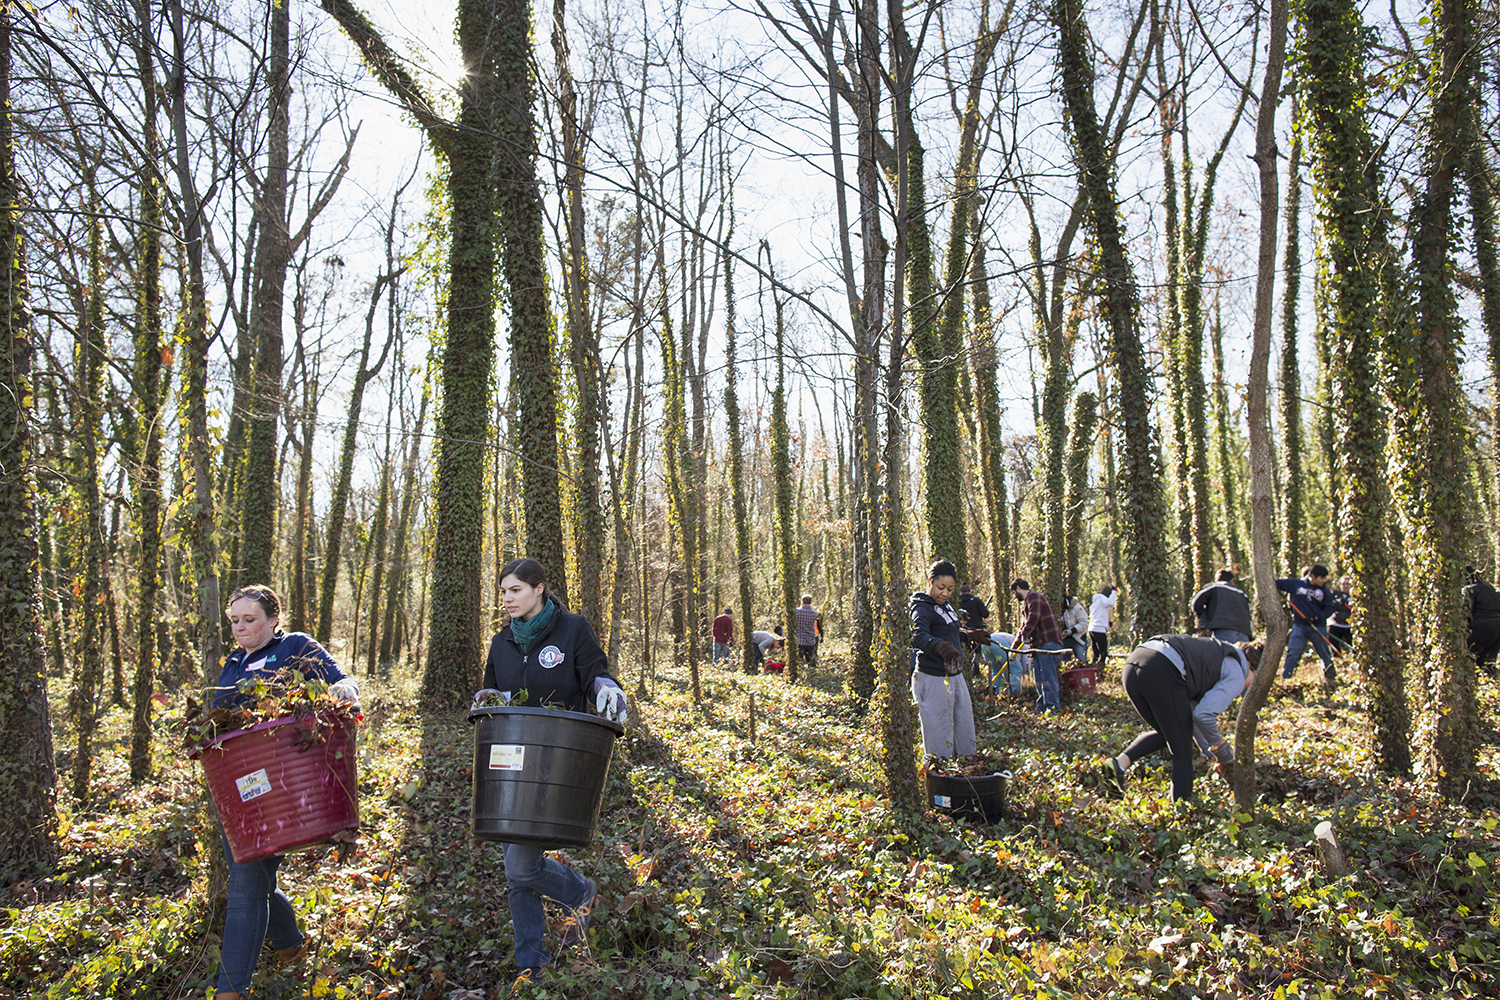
927,575,957,604
501,574,547,622
228,598,278,653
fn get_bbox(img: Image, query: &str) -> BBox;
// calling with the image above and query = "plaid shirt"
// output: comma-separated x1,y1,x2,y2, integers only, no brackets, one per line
1018,590,1062,646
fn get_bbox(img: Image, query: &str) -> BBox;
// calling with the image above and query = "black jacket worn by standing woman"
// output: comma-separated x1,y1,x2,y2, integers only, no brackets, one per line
910,592,965,676
482,594,617,711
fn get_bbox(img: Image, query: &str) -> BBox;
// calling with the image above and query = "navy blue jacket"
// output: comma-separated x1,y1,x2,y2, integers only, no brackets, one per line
214,631,347,708
1275,577,1335,625
910,592,964,676
482,595,617,711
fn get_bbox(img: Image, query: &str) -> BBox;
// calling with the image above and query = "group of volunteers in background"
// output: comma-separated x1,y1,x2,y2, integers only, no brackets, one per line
903,559,1394,804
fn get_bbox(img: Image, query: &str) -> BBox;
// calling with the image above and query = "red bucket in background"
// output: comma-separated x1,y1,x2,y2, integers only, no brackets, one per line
192,713,359,864
1061,667,1098,695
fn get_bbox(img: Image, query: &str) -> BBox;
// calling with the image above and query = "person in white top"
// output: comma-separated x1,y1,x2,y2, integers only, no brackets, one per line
1088,586,1118,666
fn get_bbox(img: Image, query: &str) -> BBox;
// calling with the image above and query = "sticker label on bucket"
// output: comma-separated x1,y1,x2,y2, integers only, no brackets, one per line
489,744,526,771
934,794,953,807
236,768,272,802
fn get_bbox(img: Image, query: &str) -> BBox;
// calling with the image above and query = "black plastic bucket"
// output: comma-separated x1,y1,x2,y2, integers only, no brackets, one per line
468,706,624,849
925,770,1008,822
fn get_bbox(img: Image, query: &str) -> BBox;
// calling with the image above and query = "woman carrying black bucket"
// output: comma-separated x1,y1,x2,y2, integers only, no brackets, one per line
472,558,628,995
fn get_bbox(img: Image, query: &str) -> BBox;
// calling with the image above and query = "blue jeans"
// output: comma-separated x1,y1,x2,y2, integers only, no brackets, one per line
1282,621,1334,679
1212,629,1250,643
1033,641,1064,712
502,841,593,971
712,641,731,663
217,832,303,993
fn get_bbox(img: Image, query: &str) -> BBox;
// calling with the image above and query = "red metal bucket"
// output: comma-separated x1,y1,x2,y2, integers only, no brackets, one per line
192,713,359,864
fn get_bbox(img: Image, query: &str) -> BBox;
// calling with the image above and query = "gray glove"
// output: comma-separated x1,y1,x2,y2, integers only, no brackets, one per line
471,688,512,708
595,682,628,725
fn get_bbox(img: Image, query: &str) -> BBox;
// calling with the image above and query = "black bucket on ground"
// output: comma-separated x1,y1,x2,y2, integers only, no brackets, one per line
925,770,1008,822
468,706,625,850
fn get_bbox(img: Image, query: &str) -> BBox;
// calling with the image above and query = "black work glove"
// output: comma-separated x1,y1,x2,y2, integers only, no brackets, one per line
934,641,964,675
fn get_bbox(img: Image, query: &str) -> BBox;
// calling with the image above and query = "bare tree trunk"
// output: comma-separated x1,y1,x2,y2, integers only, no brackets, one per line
1234,0,1289,813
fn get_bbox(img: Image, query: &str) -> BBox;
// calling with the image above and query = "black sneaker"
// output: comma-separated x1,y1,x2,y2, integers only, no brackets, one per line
1100,758,1126,798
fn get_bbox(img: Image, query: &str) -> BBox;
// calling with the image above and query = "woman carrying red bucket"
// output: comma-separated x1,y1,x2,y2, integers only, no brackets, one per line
472,557,628,996
210,585,359,1000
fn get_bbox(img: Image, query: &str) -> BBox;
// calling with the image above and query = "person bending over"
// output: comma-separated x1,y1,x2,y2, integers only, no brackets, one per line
1101,635,1260,801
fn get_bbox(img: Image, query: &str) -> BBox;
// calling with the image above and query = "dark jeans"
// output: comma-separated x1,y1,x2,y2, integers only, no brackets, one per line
218,832,303,993
1090,631,1109,666
502,842,593,972
798,644,817,669
1469,618,1500,668
1121,650,1197,801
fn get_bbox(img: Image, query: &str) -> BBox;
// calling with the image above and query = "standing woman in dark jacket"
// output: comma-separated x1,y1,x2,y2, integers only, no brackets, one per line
910,558,990,758
472,558,628,993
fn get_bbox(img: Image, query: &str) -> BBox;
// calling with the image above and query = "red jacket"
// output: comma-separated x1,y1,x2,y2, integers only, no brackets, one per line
712,614,734,643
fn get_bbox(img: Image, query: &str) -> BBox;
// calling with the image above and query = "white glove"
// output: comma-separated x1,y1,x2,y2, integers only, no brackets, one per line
328,678,361,708
471,688,512,708
595,683,628,725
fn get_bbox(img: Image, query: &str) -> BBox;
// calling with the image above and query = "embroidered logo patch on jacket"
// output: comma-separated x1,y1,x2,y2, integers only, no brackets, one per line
538,645,565,670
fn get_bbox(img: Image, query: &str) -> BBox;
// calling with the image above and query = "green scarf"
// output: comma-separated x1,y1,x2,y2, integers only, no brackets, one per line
510,597,556,654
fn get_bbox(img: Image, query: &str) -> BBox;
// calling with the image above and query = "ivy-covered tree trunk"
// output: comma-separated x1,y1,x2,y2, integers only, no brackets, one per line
1397,0,1477,796
970,223,1009,629
660,269,700,700
238,0,291,586
0,4,56,865
722,222,756,678
1279,109,1304,571
877,0,921,811
1156,33,1192,614
289,374,316,631
551,0,603,625
128,0,165,784
71,192,107,803
768,262,801,684
1210,301,1245,579
908,134,965,583
1065,392,1098,596
496,0,565,603
1054,0,1173,639
848,0,885,700
1467,117,1500,569
1295,0,1409,774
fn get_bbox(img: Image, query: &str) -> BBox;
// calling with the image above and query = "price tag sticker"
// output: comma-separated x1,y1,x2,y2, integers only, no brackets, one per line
236,768,272,802
489,744,526,771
